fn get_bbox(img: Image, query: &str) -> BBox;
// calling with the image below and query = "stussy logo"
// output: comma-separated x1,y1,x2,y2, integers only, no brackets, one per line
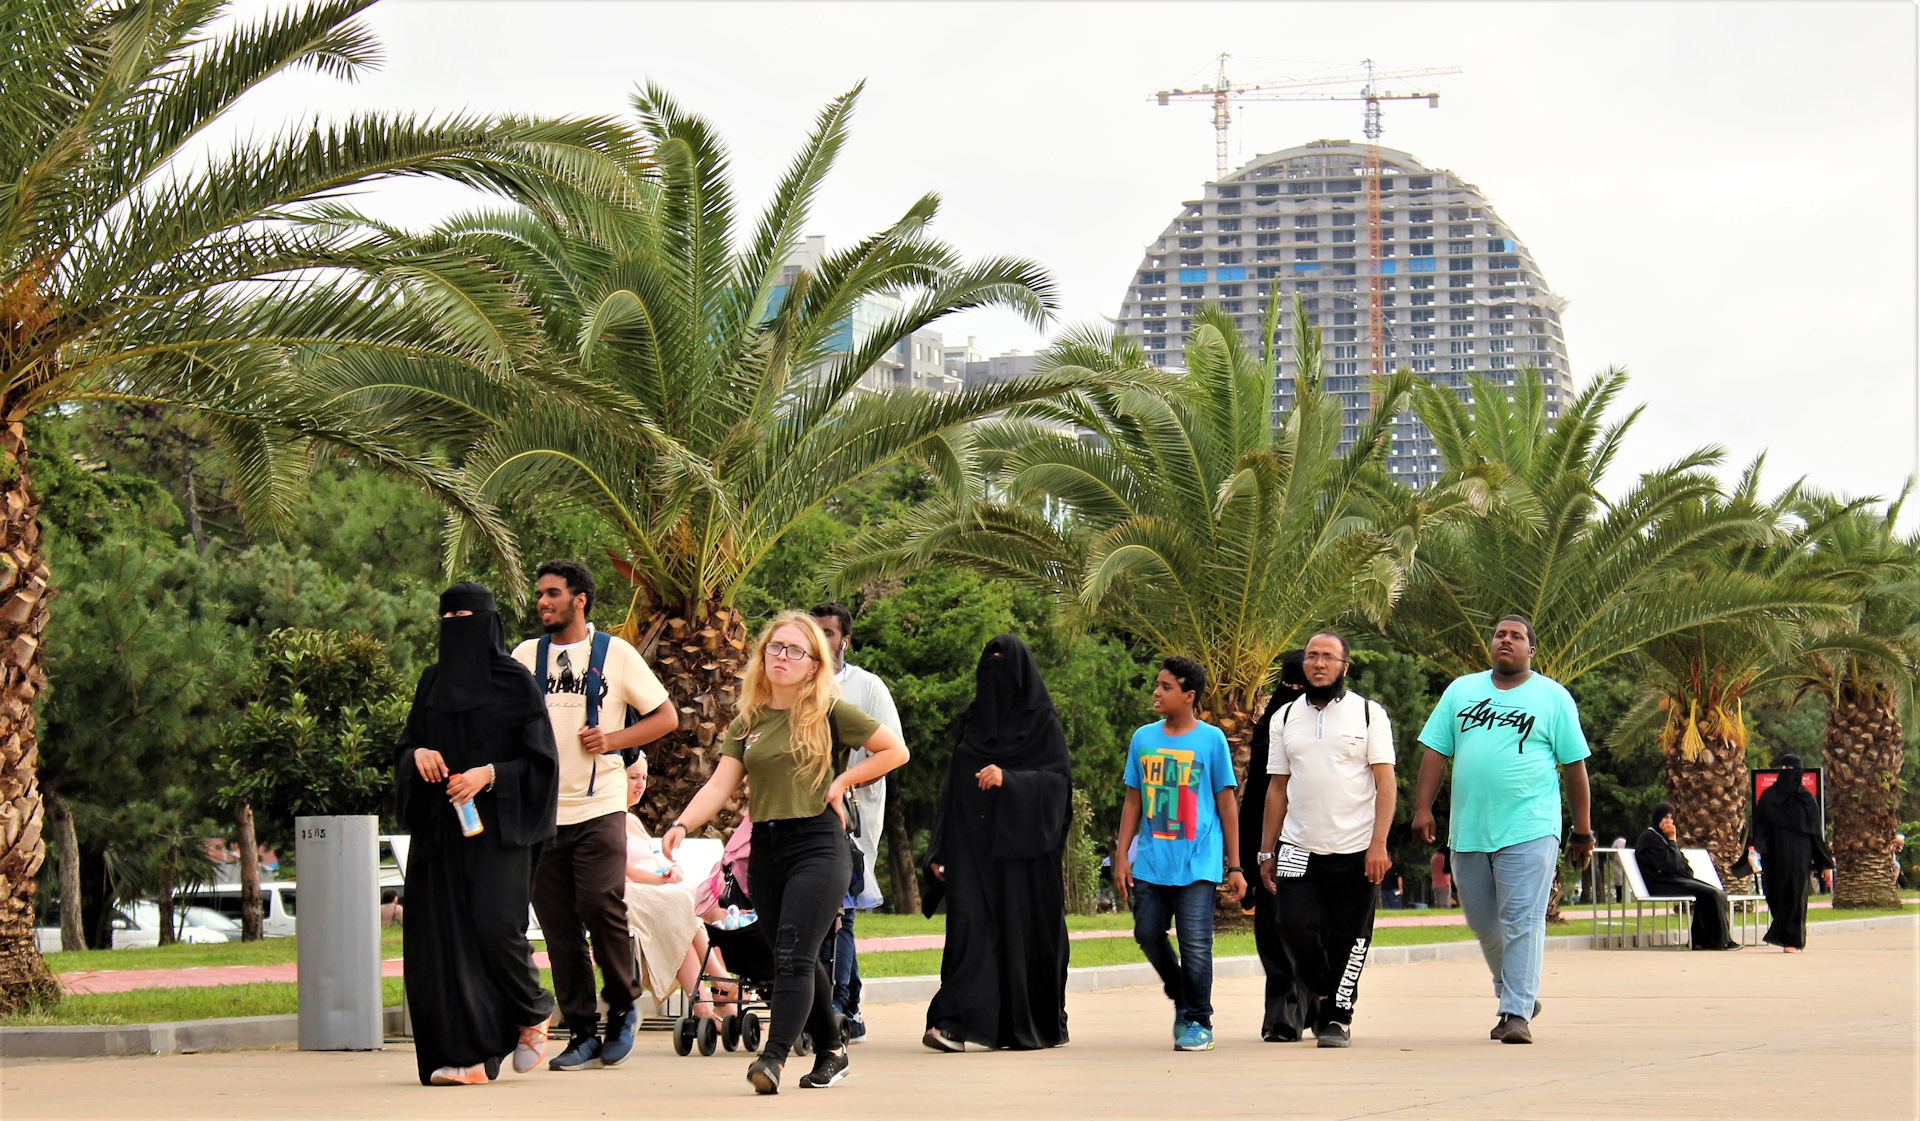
1455,697,1536,752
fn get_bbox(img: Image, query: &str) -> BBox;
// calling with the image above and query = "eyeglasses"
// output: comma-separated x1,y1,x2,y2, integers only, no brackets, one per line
765,641,816,663
1303,653,1348,666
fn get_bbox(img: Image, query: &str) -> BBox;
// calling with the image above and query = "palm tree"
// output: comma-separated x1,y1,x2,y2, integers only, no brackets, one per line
1381,370,1775,684
0,0,627,1010
1781,486,1920,908
342,84,1087,818
1613,462,1854,877
831,298,1480,772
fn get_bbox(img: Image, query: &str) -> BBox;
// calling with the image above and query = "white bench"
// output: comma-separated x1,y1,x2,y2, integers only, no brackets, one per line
1589,847,1694,949
1681,847,1768,947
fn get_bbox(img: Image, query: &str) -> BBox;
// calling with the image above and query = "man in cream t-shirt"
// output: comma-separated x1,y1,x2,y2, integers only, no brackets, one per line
514,560,675,1072
1256,630,1396,1049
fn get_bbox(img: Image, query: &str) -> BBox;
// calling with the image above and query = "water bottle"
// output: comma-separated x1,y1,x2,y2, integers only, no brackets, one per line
455,797,484,837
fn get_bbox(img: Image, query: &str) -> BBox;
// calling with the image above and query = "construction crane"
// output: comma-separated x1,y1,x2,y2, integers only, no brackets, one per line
1154,57,1460,388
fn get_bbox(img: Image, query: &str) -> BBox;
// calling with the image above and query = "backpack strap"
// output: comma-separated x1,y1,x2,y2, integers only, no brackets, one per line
535,635,552,696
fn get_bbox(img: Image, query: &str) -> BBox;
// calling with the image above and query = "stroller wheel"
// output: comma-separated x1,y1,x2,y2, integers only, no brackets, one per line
742,1011,762,1051
697,1015,720,1056
722,1013,742,1052
672,1015,697,1057
795,1030,812,1056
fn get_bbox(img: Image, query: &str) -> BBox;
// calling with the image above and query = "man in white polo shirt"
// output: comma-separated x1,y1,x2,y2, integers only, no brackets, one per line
1256,630,1395,1049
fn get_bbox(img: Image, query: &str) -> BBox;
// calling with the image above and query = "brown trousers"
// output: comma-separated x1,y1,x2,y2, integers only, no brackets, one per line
532,811,640,1035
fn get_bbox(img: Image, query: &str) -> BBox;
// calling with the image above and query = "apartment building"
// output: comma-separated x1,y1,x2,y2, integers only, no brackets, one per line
1111,140,1573,488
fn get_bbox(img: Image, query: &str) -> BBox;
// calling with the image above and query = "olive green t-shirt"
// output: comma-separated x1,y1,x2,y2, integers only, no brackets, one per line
718,701,881,822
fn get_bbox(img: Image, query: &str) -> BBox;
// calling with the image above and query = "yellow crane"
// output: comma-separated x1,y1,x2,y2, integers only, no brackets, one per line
1154,57,1461,384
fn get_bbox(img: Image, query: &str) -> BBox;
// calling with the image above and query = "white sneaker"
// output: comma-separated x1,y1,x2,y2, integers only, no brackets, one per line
513,1022,549,1074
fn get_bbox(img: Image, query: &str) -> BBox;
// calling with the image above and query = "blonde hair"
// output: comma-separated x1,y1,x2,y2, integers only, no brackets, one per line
737,611,842,787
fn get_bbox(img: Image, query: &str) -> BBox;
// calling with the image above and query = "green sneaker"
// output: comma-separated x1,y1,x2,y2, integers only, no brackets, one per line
1174,1021,1214,1051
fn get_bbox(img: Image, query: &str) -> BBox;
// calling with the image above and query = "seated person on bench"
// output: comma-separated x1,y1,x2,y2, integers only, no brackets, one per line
1634,802,1740,951
624,757,736,1019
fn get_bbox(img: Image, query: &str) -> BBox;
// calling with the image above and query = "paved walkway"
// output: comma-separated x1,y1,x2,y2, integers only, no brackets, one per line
9,924,1913,1119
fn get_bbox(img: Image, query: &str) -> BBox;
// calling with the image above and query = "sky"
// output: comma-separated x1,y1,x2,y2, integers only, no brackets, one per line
228,0,1919,512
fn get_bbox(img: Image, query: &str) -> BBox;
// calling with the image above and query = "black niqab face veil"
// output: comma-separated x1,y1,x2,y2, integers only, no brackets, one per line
1756,753,1822,837
428,582,523,714
954,634,1069,771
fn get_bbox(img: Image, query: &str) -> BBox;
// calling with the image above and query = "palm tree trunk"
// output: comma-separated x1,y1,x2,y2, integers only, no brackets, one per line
1826,685,1903,909
1208,692,1261,786
634,600,749,833
0,420,57,1013
236,802,263,941
49,793,84,951
884,795,922,916
156,844,178,947
1662,721,1750,882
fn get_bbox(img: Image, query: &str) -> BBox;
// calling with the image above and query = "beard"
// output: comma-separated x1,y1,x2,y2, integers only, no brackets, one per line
1303,675,1347,703
541,616,571,635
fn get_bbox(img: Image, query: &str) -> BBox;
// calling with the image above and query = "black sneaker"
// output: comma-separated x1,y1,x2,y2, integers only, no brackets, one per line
746,1054,782,1095
1493,1014,1533,1044
798,1047,849,1088
549,1034,603,1071
1315,1022,1351,1048
922,1028,965,1052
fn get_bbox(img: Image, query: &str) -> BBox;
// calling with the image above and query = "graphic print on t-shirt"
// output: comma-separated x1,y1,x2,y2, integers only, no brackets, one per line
1453,696,1537,751
1139,746,1203,841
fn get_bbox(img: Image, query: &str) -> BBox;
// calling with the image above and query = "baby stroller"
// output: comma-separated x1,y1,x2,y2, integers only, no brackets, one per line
671,815,844,1057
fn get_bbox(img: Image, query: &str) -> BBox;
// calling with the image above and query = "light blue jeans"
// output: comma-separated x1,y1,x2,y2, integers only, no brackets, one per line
1450,835,1559,1020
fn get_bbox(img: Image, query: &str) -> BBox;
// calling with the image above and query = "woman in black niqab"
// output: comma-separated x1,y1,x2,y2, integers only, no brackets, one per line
922,634,1072,1050
1747,754,1833,951
1238,648,1314,1040
1634,802,1739,950
397,582,560,1085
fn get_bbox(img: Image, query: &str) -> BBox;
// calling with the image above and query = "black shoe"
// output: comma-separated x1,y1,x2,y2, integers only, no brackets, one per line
798,1047,849,1088
1492,1014,1533,1044
1262,1028,1302,1043
922,1028,965,1052
746,1054,782,1095
1315,1022,1351,1048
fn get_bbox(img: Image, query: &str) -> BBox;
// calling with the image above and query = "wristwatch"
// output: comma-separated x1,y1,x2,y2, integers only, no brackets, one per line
1256,851,1275,863
1226,866,1243,874
1568,831,1593,843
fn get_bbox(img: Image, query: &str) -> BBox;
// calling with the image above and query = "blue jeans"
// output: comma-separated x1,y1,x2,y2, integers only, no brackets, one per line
820,906,862,1015
1131,880,1216,1028
1450,835,1559,1019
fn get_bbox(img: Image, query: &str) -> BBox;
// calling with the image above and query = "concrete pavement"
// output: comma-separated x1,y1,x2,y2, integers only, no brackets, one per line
5,924,1913,1119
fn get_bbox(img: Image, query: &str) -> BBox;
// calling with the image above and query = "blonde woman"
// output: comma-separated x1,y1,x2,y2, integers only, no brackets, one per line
662,611,909,1095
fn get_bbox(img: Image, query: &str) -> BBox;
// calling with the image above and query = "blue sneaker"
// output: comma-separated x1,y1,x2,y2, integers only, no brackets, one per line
1174,1021,1215,1051
600,1007,639,1067
549,1034,603,1071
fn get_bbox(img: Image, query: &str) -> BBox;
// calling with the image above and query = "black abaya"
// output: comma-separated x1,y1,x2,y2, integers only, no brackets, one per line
1749,760,1833,950
396,584,560,1085
1238,650,1311,1041
924,635,1071,1050
1634,828,1736,950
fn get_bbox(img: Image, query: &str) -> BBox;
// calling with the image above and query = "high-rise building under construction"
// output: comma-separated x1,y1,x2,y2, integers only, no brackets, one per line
1112,140,1572,488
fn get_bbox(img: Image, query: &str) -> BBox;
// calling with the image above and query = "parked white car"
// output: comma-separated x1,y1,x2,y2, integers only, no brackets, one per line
109,900,234,948
174,882,299,938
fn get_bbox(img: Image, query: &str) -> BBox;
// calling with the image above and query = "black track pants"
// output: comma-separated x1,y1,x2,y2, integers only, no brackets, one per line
1272,846,1378,1030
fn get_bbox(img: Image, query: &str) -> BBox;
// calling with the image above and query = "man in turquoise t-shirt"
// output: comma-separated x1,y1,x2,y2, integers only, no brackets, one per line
1412,615,1593,1045
1115,656,1246,1053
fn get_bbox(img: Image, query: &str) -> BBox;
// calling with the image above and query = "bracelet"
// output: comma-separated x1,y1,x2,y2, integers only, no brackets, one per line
668,821,689,834
484,764,496,791
1227,866,1243,874
1568,831,1593,843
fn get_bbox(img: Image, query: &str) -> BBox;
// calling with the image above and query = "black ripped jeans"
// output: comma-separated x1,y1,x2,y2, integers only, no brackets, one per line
748,808,850,1064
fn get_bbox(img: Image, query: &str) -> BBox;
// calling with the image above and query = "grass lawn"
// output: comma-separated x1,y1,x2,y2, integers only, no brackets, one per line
42,928,405,974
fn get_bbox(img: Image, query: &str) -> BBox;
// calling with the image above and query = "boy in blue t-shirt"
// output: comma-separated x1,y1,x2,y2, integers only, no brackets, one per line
1115,656,1247,1052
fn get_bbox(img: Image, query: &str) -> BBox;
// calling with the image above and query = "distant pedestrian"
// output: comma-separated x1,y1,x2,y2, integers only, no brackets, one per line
380,889,404,927
1430,849,1452,907
1114,656,1246,1053
922,634,1072,1053
1411,615,1594,1045
1635,802,1739,950
809,603,901,1046
1747,754,1833,952
1256,631,1396,1048
396,582,558,1087
515,560,677,1073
